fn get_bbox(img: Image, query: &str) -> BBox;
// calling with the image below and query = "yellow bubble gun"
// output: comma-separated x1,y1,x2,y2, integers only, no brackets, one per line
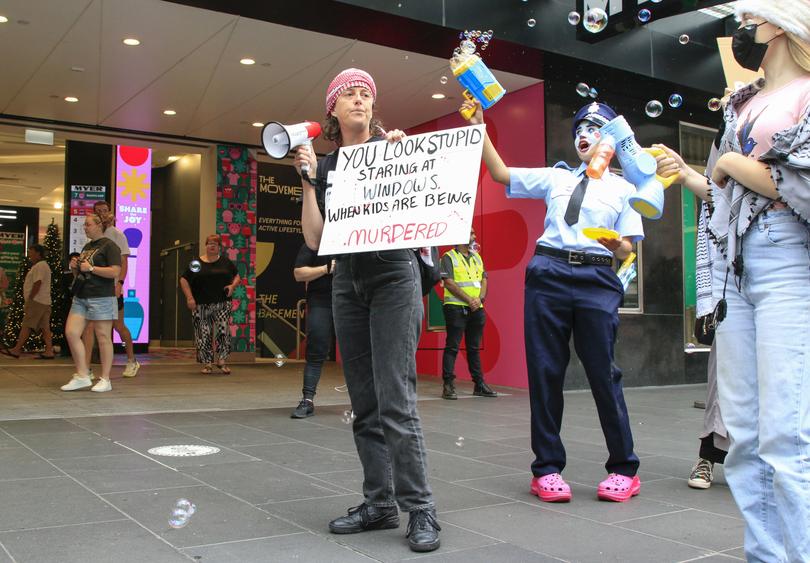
452,54,506,120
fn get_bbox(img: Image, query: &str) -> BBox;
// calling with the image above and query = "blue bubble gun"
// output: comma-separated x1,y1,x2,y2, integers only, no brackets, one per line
452,54,506,120
598,115,665,219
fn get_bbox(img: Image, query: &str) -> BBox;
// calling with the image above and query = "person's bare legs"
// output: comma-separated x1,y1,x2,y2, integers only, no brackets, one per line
114,316,135,362
66,313,90,376
8,326,32,356
42,324,54,357
93,320,114,382
83,322,95,365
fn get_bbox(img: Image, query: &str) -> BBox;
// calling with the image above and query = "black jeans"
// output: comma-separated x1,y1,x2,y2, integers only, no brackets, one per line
332,250,434,511
302,299,334,398
441,305,485,383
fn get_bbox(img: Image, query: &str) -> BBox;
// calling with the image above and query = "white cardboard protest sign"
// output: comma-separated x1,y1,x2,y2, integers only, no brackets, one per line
318,124,485,255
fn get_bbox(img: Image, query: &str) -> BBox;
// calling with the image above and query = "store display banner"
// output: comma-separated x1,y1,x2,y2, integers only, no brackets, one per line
115,146,152,344
68,185,106,254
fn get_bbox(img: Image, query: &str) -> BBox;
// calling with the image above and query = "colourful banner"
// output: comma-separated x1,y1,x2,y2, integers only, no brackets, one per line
0,231,25,306
115,146,151,344
68,185,106,254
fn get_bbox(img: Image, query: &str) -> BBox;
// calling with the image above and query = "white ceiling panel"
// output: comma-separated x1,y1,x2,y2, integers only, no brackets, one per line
0,0,94,111
97,0,234,121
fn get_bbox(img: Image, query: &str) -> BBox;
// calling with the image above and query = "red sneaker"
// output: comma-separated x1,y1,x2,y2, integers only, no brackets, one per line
531,473,572,502
597,473,641,502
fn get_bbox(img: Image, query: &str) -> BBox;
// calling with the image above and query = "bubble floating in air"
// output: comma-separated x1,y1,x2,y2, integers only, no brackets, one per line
645,100,664,118
668,94,683,108
189,260,201,273
589,87,598,99
341,410,356,424
638,8,652,23
568,11,581,26
679,34,690,45
707,98,722,112
527,18,536,28
168,498,196,529
576,83,590,97
439,76,448,85
583,8,608,33
275,354,285,367
455,436,465,448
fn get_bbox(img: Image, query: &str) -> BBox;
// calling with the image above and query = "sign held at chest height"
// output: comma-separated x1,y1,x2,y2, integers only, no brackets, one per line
318,124,485,255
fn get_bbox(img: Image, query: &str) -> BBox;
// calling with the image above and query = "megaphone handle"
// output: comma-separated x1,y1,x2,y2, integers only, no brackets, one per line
301,140,311,173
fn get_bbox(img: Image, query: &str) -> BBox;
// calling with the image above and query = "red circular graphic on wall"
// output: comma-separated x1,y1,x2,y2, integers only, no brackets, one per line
119,146,149,167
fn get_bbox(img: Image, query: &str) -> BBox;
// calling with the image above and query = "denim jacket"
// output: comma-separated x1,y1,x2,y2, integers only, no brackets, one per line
709,78,810,265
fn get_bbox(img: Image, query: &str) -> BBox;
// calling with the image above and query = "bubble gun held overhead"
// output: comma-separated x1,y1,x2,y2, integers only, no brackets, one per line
451,54,506,120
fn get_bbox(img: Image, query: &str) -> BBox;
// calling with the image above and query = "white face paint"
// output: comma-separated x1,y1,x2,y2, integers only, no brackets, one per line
574,121,602,155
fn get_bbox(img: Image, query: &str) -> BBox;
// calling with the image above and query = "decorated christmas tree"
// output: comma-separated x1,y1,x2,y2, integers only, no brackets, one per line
0,221,66,351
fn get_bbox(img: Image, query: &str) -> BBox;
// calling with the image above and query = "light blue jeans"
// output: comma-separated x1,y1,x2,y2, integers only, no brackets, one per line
713,209,810,563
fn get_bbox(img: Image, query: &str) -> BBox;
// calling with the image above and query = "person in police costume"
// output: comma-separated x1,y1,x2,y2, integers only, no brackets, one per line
439,227,497,400
463,98,644,503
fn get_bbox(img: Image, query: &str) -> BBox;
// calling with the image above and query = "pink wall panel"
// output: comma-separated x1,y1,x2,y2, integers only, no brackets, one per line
407,83,548,389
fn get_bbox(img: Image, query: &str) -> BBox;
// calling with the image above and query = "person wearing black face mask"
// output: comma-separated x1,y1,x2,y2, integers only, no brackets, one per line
654,1,810,561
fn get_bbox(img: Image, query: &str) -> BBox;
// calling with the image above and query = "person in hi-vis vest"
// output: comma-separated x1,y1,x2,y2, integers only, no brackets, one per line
440,228,497,400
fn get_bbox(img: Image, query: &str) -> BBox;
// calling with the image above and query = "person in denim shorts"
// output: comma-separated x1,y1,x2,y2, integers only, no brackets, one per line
60,214,121,393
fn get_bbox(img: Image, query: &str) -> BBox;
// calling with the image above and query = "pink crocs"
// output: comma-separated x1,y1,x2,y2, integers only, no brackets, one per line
531,473,572,503
597,473,641,502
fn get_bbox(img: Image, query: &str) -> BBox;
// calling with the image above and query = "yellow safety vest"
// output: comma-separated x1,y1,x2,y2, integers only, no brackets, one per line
443,248,485,307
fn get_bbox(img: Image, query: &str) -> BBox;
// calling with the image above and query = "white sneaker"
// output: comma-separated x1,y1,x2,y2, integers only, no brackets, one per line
122,360,140,378
61,375,92,391
91,378,112,393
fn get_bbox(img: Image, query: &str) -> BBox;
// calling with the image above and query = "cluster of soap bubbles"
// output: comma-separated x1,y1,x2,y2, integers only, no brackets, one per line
575,83,598,99
274,354,285,367
456,29,494,55
169,498,196,529
583,8,608,34
342,410,356,424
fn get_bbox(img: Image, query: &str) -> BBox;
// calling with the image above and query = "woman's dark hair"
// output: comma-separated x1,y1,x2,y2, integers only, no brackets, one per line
30,244,47,259
322,114,385,146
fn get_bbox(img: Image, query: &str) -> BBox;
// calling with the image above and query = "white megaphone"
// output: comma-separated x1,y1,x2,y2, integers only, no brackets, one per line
261,121,322,173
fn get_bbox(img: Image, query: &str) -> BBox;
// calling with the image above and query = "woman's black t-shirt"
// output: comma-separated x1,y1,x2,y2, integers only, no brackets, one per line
75,237,122,299
294,243,331,305
181,256,238,304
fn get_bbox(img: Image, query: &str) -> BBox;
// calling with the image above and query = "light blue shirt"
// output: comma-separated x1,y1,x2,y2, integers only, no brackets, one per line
507,163,644,256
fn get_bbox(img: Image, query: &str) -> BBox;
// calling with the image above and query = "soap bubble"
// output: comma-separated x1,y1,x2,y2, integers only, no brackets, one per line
707,97,722,112
169,498,196,529
439,76,448,85
527,18,536,28
341,410,356,424
568,11,581,26
189,260,201,273
589,87,598,99
274,354,285,367
645,100,664,118
455,436,465,448
668,93,683,108
583,8,608,33
576,82,590,97
638,8,652,23
461,39,476,55
679,34,690,45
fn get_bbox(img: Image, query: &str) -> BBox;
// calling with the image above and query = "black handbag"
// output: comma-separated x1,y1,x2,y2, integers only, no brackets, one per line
693,299,727,346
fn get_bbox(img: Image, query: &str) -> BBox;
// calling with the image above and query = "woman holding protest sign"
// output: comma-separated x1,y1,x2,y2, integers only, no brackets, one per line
462,97,644,504
295,68,440,553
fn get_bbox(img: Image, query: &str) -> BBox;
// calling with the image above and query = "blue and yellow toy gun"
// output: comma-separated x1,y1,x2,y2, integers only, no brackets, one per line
452,54,506,120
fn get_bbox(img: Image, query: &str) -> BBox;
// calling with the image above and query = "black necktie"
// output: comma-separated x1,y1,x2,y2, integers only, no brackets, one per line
564,174,589,226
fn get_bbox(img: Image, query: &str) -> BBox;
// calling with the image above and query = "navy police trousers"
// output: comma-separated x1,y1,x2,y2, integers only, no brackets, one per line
524,253,639,478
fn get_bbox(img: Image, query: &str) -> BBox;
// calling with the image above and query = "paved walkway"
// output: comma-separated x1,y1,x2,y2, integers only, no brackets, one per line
0,359,741,562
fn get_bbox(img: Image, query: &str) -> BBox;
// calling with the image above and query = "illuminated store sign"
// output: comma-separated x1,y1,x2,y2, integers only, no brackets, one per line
115,146,151,344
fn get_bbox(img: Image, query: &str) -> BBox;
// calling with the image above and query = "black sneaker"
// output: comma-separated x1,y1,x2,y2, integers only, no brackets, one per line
473,382,497,397
328,503,399,534
441,382,457,400
406,507,441,552
290,398,314,419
